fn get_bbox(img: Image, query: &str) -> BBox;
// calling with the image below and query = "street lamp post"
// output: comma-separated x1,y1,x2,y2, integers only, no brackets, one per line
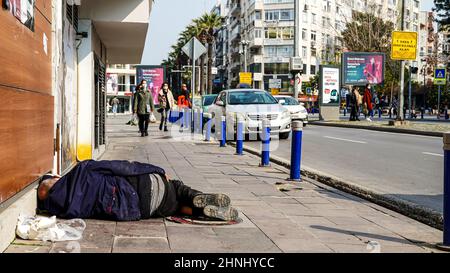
240,40,249,73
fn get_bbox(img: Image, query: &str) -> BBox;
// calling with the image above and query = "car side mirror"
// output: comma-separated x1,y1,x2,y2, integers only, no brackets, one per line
216,101,225,107
278,99,285,105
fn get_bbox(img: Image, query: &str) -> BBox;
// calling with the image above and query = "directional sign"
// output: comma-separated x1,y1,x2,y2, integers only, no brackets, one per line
434,68,447,86
391,31,418,61
182,37,207,61
239,72,253,85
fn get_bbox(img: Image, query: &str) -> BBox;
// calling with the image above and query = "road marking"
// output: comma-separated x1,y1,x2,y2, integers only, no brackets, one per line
422,152,443,157
323,136,367,144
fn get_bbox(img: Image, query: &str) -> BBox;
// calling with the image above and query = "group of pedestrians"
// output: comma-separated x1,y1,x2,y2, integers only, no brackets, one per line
348,84,390,122
133,81,191,137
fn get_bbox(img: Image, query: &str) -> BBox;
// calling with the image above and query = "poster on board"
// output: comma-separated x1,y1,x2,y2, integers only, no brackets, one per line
106,73,118,95
342,52,385,85
136,66,166,105
319,66,340,106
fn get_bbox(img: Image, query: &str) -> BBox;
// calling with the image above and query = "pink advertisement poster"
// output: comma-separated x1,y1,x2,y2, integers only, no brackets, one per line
136,66,165,105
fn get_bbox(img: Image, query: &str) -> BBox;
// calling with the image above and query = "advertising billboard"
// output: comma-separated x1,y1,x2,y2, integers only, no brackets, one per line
106,73,118,95
342,52,385,85
319,66,340,106
136,66,166,105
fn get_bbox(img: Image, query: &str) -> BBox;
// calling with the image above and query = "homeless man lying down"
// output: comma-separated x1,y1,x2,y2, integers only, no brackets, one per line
37,160,238,221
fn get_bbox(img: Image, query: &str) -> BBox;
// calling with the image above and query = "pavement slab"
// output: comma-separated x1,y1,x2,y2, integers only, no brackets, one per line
4,116,445,253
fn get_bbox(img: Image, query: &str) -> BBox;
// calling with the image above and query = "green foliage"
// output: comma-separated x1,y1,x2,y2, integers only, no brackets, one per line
434,0,450,30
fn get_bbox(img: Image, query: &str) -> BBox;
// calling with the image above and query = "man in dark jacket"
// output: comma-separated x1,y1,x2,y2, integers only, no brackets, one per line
37,160,238,221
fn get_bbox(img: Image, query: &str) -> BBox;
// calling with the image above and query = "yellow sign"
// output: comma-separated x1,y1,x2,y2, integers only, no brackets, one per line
239,72,253,85
270,88,280,95
391,31,418,60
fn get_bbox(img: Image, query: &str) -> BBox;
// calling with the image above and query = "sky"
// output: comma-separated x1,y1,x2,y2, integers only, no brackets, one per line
141,0,217,65
141,0,436,65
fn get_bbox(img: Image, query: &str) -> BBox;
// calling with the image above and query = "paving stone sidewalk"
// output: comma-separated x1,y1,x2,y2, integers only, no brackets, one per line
5,116,446,253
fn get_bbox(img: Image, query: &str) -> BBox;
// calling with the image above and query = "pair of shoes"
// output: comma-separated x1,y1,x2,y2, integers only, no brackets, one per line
141,132,145,137
192,194,238,221
164,127,168,132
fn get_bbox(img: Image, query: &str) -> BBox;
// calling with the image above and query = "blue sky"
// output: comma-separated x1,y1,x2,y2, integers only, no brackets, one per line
141,0,435,65
141,0,217,65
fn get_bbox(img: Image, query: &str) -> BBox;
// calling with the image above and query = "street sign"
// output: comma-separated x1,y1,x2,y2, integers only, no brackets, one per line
239,72,252,85
211,67,218,75
182,37,207,61
391,31,418,61
269,79,282,89
306,87,312,95
434,68,447,86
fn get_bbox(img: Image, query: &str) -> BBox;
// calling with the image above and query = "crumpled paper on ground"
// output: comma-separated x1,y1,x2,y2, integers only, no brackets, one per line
16,214,86,242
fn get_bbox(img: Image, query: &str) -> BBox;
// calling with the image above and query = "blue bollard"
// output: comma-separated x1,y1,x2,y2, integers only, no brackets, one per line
178,109,184,129
438,132,450,251
260,119,270,167
204,113,212,141
236,116,244,155
220,116,226,147
289,121,303,181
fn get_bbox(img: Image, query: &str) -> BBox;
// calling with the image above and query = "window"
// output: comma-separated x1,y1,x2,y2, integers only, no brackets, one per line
255,11,262,20
264,27,294,39
311,47,316,57
311,31,316,41
264,63,290,74
302,29,307,39
310,65,316,75
302,46,307,58
255,28,262,38
303,64,307,74
312,13,316,24
413,25,418,32
265,9,294,21
302,11,308,23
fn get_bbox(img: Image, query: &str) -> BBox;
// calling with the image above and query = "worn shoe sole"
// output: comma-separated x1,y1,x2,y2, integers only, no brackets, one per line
203,205,239,221
193,194,231,208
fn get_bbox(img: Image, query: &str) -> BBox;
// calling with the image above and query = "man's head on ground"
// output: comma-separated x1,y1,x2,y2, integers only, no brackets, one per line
37,175,61,201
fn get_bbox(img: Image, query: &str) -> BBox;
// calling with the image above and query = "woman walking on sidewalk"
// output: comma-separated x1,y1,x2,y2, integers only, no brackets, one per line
158,82,175,132
134,80,155,137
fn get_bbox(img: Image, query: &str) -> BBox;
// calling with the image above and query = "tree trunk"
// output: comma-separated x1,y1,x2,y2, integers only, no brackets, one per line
207,43,213,94
200,55,205,96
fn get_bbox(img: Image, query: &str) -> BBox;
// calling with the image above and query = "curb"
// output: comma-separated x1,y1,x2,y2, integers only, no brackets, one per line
309,121,443,137
234,143,444,231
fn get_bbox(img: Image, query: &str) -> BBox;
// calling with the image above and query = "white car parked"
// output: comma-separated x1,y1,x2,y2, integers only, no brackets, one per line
208,89,292,139
274,95,308,127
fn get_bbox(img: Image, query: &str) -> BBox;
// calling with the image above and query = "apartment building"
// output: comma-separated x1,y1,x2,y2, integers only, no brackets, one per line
106,64,138,114
220,0,422,94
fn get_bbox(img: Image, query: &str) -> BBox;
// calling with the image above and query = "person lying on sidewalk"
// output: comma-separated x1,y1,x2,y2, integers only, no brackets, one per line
37,160,238,222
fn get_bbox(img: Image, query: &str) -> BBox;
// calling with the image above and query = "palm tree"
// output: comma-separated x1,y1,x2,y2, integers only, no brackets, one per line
195,13,223,94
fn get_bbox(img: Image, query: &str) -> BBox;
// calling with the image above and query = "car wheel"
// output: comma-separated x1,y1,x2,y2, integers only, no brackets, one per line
280,132,290,139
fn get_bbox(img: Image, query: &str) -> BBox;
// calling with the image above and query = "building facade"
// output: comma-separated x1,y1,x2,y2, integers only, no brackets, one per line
219,0,423,94
106,64,137,114
0,0,152,252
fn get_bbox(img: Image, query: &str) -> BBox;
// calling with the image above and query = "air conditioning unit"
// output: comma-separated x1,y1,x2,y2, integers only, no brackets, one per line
290,57,303,71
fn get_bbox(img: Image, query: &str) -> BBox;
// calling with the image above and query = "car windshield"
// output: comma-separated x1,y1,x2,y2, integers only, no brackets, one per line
277,97,299,106
203,95,217,106
228,91,278,105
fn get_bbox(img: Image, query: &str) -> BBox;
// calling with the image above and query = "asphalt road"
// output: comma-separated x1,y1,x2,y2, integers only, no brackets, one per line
246,125,444,213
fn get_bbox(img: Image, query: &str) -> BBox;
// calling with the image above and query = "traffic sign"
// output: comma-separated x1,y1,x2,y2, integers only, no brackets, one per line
269,79,282,89
391,31,418,61
239,72,252,85
434,68,447,86
182,37,207,61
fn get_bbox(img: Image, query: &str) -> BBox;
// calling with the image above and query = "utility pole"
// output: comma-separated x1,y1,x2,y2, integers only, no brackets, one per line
398,0,406,121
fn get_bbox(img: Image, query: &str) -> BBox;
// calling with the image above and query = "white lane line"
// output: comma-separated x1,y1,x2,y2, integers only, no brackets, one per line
323,136,367,144
422,152,444,157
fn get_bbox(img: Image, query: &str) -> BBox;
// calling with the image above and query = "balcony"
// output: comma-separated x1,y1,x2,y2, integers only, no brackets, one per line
250,37,263,48
264,56,290,63
79,0,152,64
250,54,263,64
230,2,241,16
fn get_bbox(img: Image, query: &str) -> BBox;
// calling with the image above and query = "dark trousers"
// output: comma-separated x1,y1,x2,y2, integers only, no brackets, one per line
350,106,357,121
160,109,170,129
138,114,150,133
155,179,202,217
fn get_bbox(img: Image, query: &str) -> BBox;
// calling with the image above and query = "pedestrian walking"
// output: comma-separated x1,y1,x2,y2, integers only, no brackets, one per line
355,87,362,120
363,84,374,122
391,96,398,119
134,80,155,137
158,82,175,132
111,97,120,116
177,83,192,109
349,87,358,121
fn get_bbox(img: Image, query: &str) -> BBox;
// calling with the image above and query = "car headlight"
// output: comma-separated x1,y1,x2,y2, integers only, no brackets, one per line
300,109,308,113
282,111,290,119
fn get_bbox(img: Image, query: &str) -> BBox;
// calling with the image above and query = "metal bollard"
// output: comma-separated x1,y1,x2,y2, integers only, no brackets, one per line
179,109,184,129
438,132,450,251
289,121,303,181
220,116,226,147
260,119,271,167
193,109,198,133
204,113,212,141
185,108,190,130
236,115,244,155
